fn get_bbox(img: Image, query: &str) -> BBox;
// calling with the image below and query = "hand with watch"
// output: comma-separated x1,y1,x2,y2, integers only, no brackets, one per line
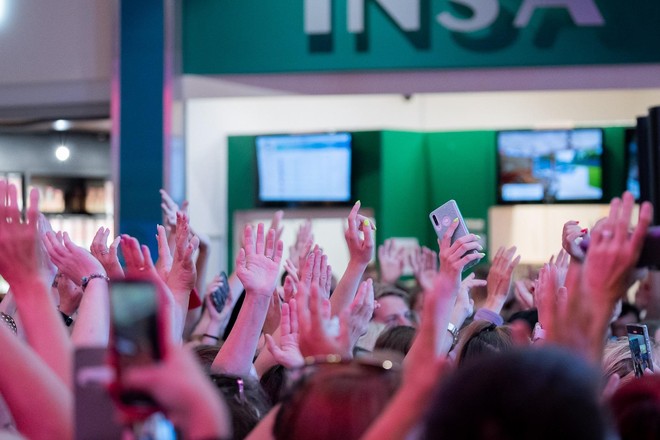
43,231,108,288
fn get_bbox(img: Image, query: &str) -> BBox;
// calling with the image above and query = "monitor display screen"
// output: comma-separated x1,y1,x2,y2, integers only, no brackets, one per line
497,129,604,203
256,133,352,203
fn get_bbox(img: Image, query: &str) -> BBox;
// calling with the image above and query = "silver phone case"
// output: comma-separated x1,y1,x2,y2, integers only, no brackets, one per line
429,200,480,271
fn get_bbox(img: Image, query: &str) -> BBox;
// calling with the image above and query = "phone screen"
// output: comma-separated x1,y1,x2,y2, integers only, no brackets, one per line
627,324,654,377
211,272,230,312
110,281,161,406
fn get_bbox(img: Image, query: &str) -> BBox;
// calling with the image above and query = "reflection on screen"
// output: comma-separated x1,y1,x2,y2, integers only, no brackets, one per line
257,133,351,202
628,334,651,376
111,283,159,367
498,129,603,203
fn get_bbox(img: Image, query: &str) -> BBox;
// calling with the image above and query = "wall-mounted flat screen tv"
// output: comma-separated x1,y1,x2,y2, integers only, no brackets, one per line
497,128,604,203
256,132,352,204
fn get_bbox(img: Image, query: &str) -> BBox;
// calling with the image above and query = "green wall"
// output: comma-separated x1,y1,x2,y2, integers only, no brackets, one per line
227,127,628,270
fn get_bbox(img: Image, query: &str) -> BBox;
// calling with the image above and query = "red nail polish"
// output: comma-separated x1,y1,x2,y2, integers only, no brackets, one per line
581,228,588,234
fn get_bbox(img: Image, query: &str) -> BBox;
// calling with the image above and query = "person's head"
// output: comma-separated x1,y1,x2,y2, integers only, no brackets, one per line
274,356,401,440
210,374,272,440
372,284,415,328
423,348,609,440
260,364,286,406
454,320,513,366
611,302,641,338
374,325,416,356
602,338,635,389
193,345,272,439
609,374,660,440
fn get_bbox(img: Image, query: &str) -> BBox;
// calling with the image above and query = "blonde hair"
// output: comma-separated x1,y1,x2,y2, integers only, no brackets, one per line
602,338,635,388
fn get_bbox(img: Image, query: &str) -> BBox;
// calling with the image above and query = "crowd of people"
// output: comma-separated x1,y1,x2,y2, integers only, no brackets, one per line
0,180,658,439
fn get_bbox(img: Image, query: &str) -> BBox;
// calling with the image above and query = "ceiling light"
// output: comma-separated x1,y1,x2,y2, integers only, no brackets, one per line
55,145,70,162
53,119,71,131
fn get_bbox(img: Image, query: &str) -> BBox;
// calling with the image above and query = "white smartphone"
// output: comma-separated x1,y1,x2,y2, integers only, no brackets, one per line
429,200,482,272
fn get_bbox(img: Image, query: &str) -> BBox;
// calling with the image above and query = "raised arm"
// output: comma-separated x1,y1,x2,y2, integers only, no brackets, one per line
0,183,72,388
212,223,283,376
330,201,374,316
0,322,72,439
45,231,110,348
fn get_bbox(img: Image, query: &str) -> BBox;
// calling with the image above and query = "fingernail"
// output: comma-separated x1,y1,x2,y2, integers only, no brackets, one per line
475,234,481,239
453,218,459,223
477,245,483,251
478,253,486,257
363,219,370,227
355,200,361,205
581,228,588,233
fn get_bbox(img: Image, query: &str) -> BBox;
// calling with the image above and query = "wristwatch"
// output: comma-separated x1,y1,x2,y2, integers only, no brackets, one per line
447,322,459,346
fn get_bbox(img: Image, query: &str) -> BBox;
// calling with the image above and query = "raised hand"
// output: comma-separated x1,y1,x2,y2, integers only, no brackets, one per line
513,279,535,310
562,220,587,261
0,182,73,386
44,231,106,286
236,223,283,297
482,246,520,314
167,213,199,296
160,188,184,231
435,219,484,298
154,224,173,281
450,273,482,326
410,246,438,292
378,239,405,284
342,278,375,349
265,300,304,369
0,183,42,284
289,219,313,271
90,227,124,279
345,200,375,266
269,210,285,245
297,274,352,359
263,290,282,337
582,192,652,306
56,274,83,317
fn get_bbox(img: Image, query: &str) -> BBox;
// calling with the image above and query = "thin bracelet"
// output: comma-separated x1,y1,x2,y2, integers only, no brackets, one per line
81,274,110,292
203,333,220,341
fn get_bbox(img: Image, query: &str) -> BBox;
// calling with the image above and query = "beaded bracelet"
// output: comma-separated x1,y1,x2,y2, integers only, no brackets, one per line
1,313,17,335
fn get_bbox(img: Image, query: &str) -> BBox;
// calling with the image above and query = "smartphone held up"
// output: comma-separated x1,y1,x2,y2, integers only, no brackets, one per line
109,279,164,417
429,199,483,272
627,324,655,377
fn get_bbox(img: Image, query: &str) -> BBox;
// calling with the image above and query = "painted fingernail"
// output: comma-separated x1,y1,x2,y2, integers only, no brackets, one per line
363,219,370,227
355,200,361,205
475,234,481,239
479,253,486,257
581,228,588,233
453,218,459,223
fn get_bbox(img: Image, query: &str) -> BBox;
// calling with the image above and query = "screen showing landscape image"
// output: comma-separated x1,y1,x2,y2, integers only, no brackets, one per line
498,129,603,203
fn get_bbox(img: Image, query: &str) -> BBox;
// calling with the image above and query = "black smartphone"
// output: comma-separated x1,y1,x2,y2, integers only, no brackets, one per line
429,200,482,272
627,323,654,377
109,279,162,411
211,271,230,312
580,226,660,268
